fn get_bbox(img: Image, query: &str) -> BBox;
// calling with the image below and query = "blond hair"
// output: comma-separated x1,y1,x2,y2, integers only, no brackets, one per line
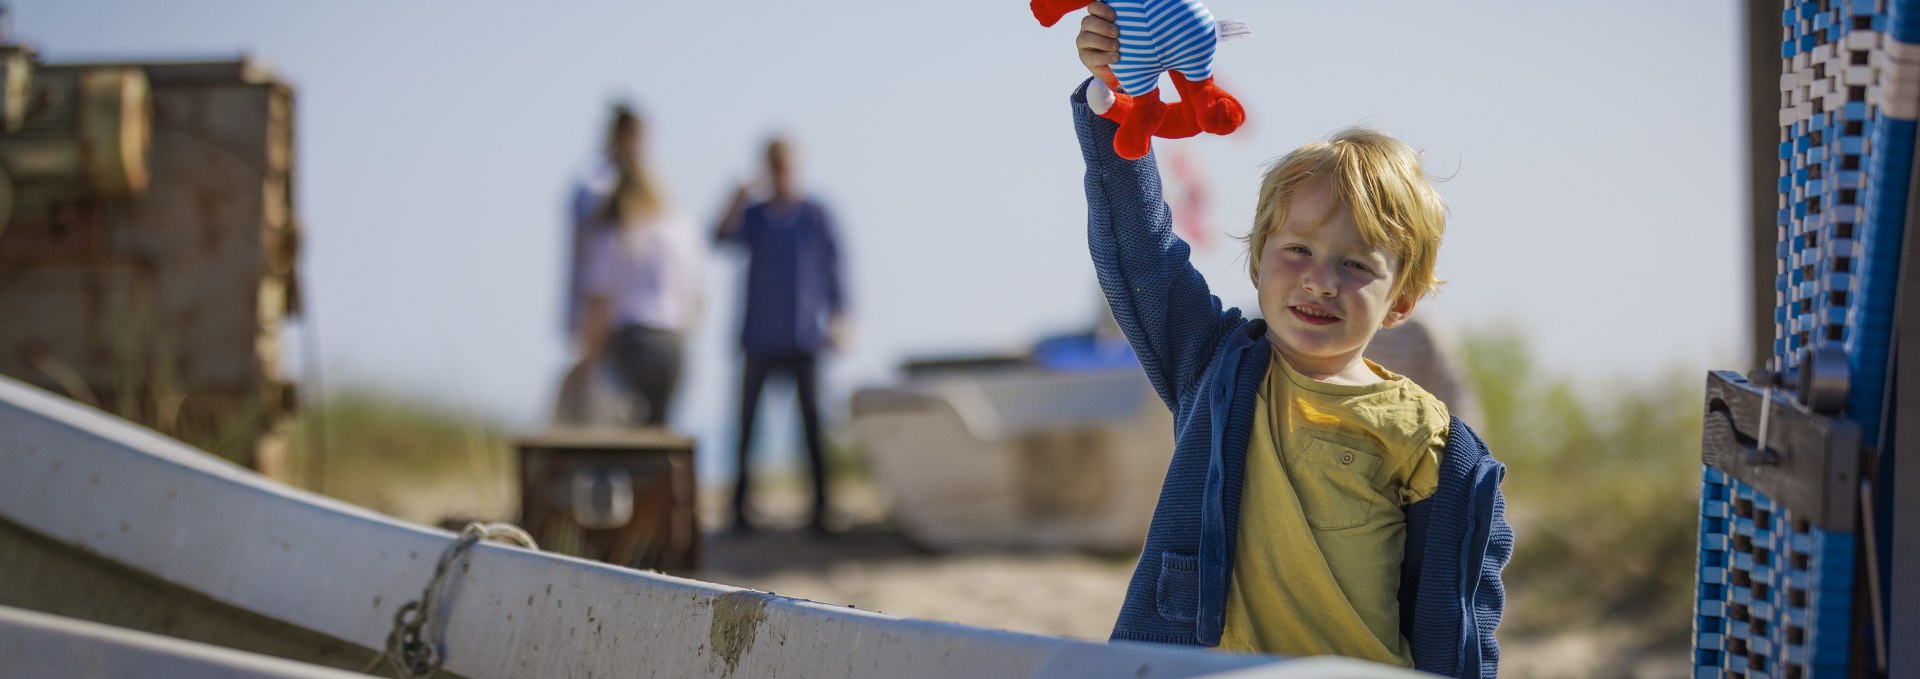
601,105,667,225
604,159,666,224
1244,127,1446,305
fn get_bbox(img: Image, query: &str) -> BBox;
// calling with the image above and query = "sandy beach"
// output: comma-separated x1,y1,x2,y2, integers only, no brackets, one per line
693,476,1132,641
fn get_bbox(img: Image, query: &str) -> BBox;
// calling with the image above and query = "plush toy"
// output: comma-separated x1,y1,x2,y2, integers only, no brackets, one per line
1032,0,1246,159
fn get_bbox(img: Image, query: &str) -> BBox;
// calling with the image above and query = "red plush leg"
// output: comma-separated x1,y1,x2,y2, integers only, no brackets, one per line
1096,72,1138,125
1031,0,1091,27
1113,89,1167,160
1099,91,1135,125
1102,90,1199,139
1153,100,1203,139
1171,73,1245,136
1095,74,1195,139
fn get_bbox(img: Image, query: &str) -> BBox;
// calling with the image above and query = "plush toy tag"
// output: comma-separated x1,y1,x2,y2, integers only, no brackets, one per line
1216,19,1252,41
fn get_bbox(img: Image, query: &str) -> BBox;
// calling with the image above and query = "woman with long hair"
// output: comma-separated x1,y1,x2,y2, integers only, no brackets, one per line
564,105,705,426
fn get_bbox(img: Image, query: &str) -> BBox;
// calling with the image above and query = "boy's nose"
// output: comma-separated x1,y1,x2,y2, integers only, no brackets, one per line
1303,270,1338,296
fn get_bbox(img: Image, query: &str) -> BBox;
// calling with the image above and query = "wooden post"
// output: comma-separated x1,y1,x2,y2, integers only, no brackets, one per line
1747,0,1783,370
1890,130,1920,679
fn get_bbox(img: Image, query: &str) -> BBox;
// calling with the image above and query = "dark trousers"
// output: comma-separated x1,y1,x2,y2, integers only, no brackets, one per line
733,352,827,527
609,326,683,426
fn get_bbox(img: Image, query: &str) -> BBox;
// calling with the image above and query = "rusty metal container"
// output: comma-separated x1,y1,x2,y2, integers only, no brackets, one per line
0,50,299,473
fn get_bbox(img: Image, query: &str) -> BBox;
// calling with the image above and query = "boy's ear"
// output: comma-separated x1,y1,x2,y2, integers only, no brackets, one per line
1381,292,1418,329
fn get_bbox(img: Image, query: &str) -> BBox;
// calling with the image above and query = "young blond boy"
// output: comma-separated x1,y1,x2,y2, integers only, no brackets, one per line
1067,5,1510,677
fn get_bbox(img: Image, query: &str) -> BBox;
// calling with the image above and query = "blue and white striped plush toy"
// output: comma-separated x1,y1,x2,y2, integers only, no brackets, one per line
1033,0,1246,159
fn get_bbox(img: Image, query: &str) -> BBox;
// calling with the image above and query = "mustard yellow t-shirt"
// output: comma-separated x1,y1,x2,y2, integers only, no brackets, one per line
1216,353,1449,665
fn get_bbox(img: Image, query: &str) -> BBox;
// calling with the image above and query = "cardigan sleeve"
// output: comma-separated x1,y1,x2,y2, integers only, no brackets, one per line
1072,79,1239,411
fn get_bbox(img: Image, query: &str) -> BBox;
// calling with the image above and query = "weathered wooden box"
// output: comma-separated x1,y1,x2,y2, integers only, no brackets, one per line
514,428,700,572
0,57,298,472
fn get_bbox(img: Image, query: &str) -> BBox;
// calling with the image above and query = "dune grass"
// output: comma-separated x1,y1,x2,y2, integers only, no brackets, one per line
1463,327,1703,648
281,392,515,525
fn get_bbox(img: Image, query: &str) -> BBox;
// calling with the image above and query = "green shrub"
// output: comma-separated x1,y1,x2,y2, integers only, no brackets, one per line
1463,327,1702,643
282,392,512,519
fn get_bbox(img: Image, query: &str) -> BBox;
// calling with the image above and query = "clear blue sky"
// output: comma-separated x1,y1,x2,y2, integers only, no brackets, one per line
16,1,1746,478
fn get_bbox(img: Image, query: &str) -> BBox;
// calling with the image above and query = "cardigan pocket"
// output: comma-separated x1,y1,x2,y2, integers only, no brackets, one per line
1285,436,1383,531
1154,551,1200,623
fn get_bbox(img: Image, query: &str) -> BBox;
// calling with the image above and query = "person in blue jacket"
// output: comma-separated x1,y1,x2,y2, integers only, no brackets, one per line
1068,5,1511,677
713,136,850,534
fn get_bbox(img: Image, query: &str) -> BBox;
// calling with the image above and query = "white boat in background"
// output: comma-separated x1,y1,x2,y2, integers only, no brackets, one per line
0,374,1431,679
851,355,1173,553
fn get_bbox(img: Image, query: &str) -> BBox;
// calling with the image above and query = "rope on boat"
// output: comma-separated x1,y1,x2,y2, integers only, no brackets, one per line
364,522,538,678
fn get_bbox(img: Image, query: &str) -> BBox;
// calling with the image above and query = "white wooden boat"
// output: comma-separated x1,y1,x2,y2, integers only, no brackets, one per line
851,360,1173,553
0,604,372,678
0,374,1428,678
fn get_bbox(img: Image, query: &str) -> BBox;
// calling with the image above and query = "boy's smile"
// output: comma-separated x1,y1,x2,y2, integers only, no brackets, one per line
1287,303,1341,325
1254,180,1415,384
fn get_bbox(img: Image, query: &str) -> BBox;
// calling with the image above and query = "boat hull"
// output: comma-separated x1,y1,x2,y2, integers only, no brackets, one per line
852,367,1173,552
0,374,1290,679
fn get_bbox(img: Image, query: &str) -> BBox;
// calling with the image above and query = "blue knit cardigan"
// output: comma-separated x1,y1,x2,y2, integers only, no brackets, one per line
1072,82,1514,679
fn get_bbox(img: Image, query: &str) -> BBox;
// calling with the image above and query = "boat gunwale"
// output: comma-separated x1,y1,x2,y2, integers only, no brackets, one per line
0,374,1287,679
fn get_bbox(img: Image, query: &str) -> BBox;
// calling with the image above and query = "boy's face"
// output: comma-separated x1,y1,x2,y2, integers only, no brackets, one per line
1254,180,1415,378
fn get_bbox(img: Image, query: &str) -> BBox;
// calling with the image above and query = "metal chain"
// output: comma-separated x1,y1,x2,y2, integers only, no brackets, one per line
364,522,537,678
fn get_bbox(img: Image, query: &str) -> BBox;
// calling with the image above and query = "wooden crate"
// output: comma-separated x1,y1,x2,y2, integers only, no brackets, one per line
515,428,699,572
0,58,299,472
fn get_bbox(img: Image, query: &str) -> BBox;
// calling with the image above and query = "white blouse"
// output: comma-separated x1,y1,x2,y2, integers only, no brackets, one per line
581,212,707,334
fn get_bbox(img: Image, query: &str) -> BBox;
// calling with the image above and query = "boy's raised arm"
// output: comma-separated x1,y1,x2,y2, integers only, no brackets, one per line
1073,80,1237,411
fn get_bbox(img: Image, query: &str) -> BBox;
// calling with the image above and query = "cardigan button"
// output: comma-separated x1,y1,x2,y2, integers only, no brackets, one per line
1340,451,1355,465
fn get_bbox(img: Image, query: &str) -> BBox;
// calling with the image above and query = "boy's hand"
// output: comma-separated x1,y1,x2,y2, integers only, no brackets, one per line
1076,2,1120,84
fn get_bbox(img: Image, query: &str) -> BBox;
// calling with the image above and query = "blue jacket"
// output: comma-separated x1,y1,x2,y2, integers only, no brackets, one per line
718,198,846,356
1071,82,1513,678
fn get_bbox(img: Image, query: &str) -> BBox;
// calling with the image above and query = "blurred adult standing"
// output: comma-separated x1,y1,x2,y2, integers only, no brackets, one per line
564,105,636,344
555,104,633,424
714,137,849,533
560,104,706,426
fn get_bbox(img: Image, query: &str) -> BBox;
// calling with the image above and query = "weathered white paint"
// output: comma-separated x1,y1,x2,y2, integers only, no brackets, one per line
0,604,372,679
0,374,1430,679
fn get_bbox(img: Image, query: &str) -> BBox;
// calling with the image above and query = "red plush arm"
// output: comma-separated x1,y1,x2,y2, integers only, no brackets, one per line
1031,0,1092,27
